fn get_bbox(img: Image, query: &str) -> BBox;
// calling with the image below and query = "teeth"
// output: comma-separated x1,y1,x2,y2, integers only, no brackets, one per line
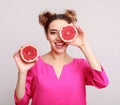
56,42,64,46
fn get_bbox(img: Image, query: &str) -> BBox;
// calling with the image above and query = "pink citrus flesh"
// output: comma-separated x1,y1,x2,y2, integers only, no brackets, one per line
20,44,39,63
60,24,77,42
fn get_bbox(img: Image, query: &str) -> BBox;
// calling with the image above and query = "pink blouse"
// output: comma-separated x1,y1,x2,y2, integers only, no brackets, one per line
14,57,109,105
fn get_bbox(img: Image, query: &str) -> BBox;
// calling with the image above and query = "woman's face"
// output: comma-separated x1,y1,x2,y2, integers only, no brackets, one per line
47,19,69,54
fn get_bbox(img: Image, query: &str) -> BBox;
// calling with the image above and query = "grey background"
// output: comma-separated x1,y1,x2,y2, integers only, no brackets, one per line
0,0,120,105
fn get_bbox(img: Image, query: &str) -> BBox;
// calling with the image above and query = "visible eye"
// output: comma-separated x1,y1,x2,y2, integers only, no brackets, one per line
50,31,58,35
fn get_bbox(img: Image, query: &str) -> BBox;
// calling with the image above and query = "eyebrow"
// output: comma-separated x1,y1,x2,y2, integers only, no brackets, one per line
49,29,57,32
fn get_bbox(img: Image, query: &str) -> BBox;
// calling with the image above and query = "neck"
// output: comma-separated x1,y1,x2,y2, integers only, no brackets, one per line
41,51,72,66
49,51,69,60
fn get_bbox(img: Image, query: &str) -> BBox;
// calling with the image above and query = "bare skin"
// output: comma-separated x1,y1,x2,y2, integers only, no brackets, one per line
13,20,102,100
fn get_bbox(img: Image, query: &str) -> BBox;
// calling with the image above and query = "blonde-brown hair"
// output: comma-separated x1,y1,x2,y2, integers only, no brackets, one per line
39,9,77,34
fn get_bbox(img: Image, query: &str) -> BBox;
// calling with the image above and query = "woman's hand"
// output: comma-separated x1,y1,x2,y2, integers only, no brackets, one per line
13,50,36,73
69,26,87,49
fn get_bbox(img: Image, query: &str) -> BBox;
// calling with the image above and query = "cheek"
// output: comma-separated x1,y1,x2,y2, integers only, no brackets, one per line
47,35,55,42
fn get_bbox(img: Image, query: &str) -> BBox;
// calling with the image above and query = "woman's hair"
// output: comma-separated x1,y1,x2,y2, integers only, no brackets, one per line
39,9,77,34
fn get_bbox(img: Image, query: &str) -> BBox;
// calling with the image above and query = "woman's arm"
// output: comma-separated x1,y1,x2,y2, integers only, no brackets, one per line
80,43,101,71
70,26,102,71
13,51,35,100
15,71,27,100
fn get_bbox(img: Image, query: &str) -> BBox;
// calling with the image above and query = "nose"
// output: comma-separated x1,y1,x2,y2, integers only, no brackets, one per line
56,33,62,41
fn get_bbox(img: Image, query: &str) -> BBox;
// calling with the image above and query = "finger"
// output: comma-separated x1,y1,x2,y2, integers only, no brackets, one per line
77,26,84,35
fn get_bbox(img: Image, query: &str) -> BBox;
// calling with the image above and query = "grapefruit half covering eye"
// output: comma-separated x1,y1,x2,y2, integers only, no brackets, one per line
60,24,77,42
20,44,39,63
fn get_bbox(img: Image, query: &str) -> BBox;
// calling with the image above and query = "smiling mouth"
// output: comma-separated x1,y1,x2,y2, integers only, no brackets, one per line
55,42,65,48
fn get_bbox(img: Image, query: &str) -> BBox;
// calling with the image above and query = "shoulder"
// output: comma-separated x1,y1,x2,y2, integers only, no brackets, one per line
28,56,44,73
72,58,90,68
73,57,87,64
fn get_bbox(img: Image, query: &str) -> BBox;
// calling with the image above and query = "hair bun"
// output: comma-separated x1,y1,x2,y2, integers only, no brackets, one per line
39,11,54,27
64,9,77,23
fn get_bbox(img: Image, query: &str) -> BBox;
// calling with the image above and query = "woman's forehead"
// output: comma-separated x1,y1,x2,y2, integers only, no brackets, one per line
48,20,68,30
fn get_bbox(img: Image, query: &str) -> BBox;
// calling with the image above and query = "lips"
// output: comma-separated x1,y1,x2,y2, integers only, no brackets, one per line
55,42,65,49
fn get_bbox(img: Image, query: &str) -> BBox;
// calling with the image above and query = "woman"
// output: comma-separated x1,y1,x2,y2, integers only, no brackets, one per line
13,9,109,105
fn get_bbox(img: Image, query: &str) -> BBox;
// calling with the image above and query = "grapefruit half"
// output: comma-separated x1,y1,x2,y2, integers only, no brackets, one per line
20,44,39,63
60,24,77,42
